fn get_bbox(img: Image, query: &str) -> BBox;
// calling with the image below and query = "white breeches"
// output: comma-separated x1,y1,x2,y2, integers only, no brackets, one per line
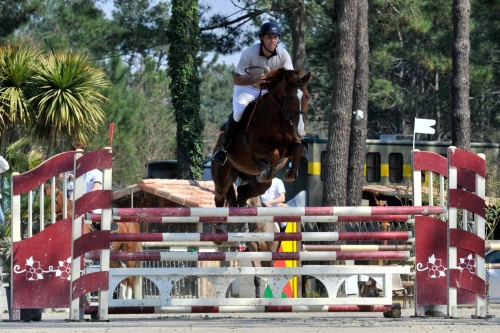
233,85,267,122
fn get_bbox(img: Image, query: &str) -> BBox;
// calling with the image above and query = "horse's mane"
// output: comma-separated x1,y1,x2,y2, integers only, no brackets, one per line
259,67,303,91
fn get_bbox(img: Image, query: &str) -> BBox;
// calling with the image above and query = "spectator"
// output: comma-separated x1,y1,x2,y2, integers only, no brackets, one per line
68,142,117,232
260,177,288,232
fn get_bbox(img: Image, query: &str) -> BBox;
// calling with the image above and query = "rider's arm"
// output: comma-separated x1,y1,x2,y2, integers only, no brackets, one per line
233,73,261,86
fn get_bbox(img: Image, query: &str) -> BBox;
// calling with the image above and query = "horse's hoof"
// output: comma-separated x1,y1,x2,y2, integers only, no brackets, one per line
256,173,264,183
256,172,272,183
283,169,297,182
383,304,402,318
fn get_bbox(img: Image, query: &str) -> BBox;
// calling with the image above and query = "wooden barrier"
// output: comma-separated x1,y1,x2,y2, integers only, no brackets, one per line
6,146,489,322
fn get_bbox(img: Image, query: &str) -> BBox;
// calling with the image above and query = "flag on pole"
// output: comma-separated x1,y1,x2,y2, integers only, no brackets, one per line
413,118,436,150
414,118,436,134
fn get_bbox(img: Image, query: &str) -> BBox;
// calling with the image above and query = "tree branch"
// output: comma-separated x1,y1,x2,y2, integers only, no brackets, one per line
201,10,267,31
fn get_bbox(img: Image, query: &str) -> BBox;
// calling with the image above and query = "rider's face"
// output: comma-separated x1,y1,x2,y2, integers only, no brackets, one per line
262,34,279,52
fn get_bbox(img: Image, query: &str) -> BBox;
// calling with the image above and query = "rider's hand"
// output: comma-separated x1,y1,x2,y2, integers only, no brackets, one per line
253,74,265,85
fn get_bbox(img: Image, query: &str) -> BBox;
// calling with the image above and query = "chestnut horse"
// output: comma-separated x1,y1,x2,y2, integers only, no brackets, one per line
211,68,311,232
45,185,142,299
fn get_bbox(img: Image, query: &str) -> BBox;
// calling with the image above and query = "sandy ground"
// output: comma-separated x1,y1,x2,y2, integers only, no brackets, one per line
1,308,500,333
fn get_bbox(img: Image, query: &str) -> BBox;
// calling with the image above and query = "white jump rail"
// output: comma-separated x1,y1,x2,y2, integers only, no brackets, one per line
85,266,410,308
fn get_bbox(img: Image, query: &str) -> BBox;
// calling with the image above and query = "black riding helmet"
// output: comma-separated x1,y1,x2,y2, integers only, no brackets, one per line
260,22,281,38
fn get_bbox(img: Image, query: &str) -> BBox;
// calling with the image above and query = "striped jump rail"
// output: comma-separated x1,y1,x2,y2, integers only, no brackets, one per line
304,242,500,252
84,304,399,315
88,213,413,223
109,231,412,243
109,206,445,218
86,250,411,262
303,244,413,252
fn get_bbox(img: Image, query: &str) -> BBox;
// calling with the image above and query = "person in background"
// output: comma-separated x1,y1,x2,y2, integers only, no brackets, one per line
0,155,9,224
68,142,118,232
65,141,86,198
211,22,294,165
260,176,288,232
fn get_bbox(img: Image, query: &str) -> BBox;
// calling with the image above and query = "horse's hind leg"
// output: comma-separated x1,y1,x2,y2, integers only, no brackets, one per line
236,177,272,207
214,184,238,235
212,164,238,236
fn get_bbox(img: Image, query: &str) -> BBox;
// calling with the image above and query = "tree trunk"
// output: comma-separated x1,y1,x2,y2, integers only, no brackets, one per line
324,0,358,212
168,0,204,180
288,0,306,70
451,0,471,150
347,0,369,207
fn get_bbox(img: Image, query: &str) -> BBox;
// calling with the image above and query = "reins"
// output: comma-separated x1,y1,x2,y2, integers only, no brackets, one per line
243,69,307,135
243,67,307,136
245,86,265,133
269,81,307,126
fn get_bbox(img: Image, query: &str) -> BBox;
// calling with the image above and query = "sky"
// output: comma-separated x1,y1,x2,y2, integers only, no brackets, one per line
202,0,244,66
100,0,245,66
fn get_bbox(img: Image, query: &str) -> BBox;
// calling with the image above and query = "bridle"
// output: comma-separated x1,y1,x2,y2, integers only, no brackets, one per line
267,80,307,139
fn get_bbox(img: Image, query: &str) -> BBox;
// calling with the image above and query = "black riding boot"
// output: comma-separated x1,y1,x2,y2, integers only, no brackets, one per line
212,115,238,165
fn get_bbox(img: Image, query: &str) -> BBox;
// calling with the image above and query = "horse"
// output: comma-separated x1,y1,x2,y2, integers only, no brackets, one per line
44,184,142,300
211,68,311,230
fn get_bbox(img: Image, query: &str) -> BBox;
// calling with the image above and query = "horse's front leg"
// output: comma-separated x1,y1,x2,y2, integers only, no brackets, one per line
283,141,306,182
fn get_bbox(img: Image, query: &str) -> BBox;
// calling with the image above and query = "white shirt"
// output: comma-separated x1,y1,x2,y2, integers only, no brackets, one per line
84,169,103,193
235,43,294,89
84,169,103,214
260,178,286,207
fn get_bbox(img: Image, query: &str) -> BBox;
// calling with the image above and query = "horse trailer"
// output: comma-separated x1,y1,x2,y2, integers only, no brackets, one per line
277,136,500,207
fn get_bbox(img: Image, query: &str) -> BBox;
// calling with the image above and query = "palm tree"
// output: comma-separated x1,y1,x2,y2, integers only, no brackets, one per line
0,43,41,154
30,50,111,156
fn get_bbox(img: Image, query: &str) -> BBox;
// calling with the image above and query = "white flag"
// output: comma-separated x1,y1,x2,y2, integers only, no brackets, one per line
414,118,436,135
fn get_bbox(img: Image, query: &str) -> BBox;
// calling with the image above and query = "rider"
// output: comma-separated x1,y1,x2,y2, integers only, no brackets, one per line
211,22,294,165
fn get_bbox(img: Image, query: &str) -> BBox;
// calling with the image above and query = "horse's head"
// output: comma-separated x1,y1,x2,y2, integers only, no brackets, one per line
261,68,312,140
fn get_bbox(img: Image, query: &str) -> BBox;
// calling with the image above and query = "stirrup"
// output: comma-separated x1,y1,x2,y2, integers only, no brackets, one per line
211,149,227,165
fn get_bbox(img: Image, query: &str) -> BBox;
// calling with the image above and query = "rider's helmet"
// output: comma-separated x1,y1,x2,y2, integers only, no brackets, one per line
259,22,281,38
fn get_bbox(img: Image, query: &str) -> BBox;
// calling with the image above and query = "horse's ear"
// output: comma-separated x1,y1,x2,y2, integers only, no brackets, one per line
301,72,312,84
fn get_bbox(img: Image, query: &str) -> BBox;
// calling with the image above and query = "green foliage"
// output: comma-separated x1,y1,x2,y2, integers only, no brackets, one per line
90,56,177,187
0,43,41,128
0,42,111,159
30,50,110,142
111,0,171,57
0,0,39,40
200,59,234,154
19,0,115,58
168,0,204,180
486,200,500,240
